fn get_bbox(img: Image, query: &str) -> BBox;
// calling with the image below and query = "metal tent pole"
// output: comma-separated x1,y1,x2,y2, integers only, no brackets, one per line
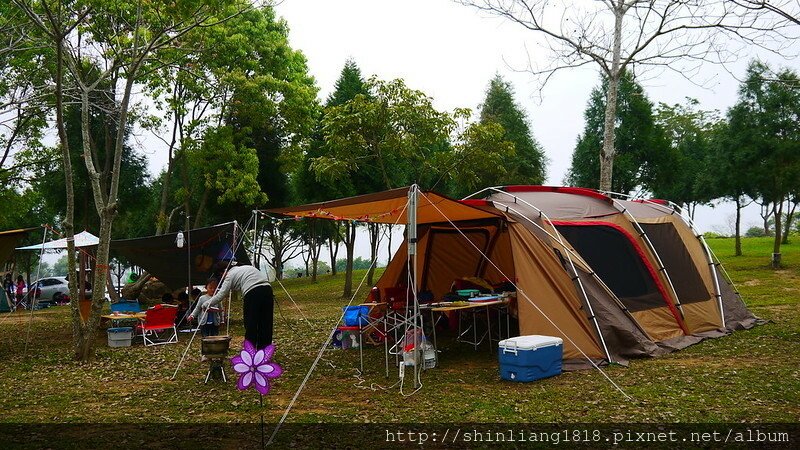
487,194,614,365
606,198,686,324
407,184,421,388
493,200,649,339
601,191,727,329
252,210,259,270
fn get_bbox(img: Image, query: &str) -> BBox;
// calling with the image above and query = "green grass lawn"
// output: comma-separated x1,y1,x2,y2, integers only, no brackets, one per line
0,237,797,430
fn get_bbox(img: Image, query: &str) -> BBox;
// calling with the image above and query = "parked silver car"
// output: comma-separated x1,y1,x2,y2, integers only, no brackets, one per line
27,276,92,305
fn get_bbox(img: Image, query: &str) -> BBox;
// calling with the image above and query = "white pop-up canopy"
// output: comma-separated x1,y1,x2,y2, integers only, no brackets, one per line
16,231,99,250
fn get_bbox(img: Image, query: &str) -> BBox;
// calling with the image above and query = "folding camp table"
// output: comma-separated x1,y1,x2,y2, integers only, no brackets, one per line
429,297,510,354
102,312,146,328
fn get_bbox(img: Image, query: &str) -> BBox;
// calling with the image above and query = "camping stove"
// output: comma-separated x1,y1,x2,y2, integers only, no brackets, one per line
201,336,231,383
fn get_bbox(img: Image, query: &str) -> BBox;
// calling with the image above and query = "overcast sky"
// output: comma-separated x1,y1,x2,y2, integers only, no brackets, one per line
127,0,796,269
269,0,797,239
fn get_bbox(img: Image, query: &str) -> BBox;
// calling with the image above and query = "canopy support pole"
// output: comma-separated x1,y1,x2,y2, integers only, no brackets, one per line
251,210,259,270
407,184,422,389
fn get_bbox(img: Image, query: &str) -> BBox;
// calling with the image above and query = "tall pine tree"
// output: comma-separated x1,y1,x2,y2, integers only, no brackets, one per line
479,75,547,185
567,71,670,194
294,59,370,290
327,59,369,108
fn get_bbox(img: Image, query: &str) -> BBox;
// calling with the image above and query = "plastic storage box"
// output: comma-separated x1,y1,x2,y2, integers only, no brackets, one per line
456,289,481,298
498,335,563,382
334,326,361,349
107,327,133,347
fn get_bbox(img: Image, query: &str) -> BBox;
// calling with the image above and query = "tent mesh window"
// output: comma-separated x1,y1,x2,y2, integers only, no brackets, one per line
639,223,710,304
555,225,667,313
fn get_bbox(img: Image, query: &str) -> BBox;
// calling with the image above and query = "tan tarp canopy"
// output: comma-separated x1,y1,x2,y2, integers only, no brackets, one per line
0,227,39,265
265,187,503,224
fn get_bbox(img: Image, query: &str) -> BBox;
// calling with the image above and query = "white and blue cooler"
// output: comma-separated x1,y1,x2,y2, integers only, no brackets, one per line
498,335,563,382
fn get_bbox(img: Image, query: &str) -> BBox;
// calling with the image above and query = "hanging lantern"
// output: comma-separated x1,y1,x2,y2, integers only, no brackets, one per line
176,231,185,248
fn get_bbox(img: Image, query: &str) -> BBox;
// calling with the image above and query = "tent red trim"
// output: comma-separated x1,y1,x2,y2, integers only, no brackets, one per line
633,199,669,206
460,199,492,207
502,185,613,204
552,220,689,335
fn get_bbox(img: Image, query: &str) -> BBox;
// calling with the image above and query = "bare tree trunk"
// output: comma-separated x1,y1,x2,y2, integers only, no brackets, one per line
48,30,81,359
781,198,797,245
272,256,283,280
328,234,339,276
735,196,742,257
759,200,773,236
772,199,784,269
193,186,210,228
599,3,624,192
300,246,310,277
309,220,321,282
156,99,180,235
122,272,151,299
105,271,118,303
343,221,356,298
366,223,380,286
386,224,393,266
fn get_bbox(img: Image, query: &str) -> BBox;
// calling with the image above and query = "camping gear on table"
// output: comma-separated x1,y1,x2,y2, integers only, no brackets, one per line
107,327,133,347
456,289,481,298
201,335,231,383
110,300,141,314
498,335,563,382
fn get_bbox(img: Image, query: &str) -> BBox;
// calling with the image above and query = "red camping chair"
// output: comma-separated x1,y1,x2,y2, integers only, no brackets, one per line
137,304,179,346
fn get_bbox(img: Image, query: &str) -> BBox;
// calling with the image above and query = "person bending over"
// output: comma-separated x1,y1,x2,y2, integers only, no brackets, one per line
192,261,273,349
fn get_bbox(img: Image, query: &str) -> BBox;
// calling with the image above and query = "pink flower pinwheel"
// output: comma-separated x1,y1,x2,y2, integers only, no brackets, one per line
230,340,283,395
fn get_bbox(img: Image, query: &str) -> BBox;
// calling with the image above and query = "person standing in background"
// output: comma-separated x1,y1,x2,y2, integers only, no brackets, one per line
15,275,26,309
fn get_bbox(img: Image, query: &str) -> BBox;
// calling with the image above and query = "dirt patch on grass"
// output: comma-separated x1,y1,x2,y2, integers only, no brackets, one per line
743,279,762,286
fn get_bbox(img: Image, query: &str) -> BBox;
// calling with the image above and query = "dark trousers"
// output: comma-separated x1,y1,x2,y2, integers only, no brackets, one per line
201,324,219,337
243,285,274,349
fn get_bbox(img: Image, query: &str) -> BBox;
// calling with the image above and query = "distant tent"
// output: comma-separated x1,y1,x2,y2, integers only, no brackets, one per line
111,222,250,290
267,186,762,369
0,290,11,313
15,230,99,251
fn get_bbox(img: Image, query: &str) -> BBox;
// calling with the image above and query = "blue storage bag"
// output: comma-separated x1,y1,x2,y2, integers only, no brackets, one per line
343,305,370,326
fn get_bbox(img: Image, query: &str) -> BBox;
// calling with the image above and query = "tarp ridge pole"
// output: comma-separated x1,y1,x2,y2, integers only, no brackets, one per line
252,210,258,270
486,190,615,365
407,184,422,390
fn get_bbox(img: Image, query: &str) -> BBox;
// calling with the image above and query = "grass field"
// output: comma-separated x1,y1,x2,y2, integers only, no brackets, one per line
0,237,797,433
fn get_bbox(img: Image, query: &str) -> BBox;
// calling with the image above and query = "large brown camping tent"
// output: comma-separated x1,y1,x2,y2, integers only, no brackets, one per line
267,186,762,369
